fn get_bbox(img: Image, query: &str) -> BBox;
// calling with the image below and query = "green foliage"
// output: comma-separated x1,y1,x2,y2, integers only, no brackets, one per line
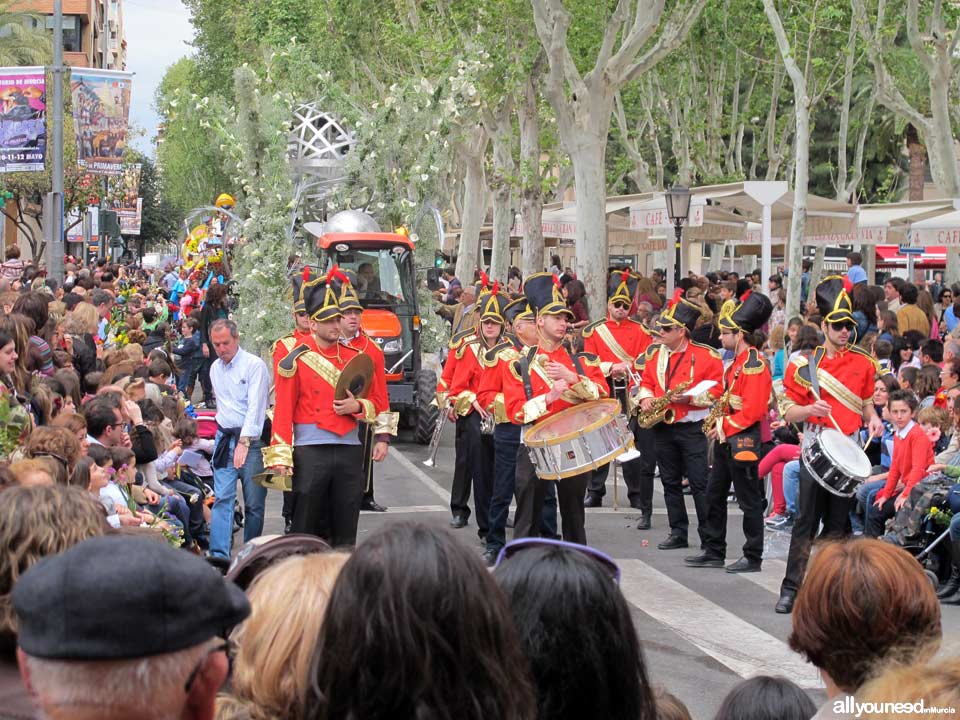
0,1,51,66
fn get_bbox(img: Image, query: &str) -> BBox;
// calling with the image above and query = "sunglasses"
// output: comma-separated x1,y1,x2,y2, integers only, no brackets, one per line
612,302,630,310
495,537,621,584
829,321,855,332
184,640,234,693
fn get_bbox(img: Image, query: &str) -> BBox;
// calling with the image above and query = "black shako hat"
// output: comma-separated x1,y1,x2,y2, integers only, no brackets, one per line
300,267,342,321
815,275,855,324
718,290,774,333
12,535,251,660
656,289,701,331
608,270,639,304
524,272,573,318
328,265,363,313
503,297,534,325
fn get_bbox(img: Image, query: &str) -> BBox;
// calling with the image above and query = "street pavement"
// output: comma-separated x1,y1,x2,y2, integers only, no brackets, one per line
259,425,960,719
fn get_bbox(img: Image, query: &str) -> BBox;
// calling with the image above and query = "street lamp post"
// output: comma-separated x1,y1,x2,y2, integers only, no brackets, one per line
665,185,692,290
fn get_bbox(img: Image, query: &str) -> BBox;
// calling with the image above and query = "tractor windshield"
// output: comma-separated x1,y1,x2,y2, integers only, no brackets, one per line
323,247,416,312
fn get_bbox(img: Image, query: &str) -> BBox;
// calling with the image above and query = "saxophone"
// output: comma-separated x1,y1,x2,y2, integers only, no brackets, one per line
702,384,734,436
637,377,694,429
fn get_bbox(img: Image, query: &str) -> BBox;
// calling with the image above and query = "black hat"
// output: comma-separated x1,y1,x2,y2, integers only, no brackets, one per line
524,272,573,318
479,290,509,324
12,536,250,660
608,270,639,304
226,534,331,592
328,266,362,312
301,268,342,321
504,297,534,325
816,275,855,324
656,289,701,331
290,271,306,314
718,290,773,333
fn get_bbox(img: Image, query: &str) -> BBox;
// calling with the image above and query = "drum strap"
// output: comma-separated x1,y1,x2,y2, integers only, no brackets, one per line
519,346,537,401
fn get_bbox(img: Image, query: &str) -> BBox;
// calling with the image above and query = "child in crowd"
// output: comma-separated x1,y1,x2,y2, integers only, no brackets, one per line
918,406,952,456
873,338,893,374
87,444,151,529
173,316,204,398
866,390,934,537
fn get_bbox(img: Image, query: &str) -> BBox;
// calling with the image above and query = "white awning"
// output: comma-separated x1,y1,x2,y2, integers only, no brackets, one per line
909,208,960,246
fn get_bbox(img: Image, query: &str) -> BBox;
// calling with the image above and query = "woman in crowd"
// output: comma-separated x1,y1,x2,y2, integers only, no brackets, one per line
304,522,536,720
494,539,656,720
877,309,899,344
914,364,942,409
218,552,349,720
851,283,878,340
196,282,230,407
562,279,590,331
854,658,960,719
12,292,54,377
917,289,939,339
712,676,815,720
789,539,941,712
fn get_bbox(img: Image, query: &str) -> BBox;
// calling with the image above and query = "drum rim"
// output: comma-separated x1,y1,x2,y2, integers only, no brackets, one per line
808,429,873,477
524,398,623,447
533,439,635,480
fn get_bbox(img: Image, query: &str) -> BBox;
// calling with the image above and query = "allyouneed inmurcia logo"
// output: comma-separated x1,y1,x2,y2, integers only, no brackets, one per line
833,697,957,717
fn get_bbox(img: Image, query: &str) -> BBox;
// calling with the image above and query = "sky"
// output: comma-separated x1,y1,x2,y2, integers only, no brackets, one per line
122,0,194,155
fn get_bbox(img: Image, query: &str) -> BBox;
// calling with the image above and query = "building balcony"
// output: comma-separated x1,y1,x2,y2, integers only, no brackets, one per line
64,50,91,67
10,0,92,19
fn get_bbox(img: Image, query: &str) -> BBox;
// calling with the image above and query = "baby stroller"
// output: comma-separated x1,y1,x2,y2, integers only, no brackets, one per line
882,476,956,590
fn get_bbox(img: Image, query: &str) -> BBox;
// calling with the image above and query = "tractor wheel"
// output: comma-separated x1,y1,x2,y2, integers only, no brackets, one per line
414,369,439,445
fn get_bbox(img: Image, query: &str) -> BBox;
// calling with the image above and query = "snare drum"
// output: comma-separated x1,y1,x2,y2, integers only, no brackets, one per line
801,428,872,497
523,399,634,480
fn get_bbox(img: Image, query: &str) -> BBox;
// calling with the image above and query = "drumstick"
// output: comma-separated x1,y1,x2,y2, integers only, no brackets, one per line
862,428,876,450
826,413,844,434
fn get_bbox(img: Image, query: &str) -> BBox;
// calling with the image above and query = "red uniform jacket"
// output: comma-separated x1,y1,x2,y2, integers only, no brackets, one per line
436,329,474,404
264,339,377,469
637,340,724,422
502,344,609,425
782,345,877,436
877,422,934,503
346,332,397,438
271,329,313,378
448,336,501,417
712,347,773,442
477,336,523,425
582,317,653,388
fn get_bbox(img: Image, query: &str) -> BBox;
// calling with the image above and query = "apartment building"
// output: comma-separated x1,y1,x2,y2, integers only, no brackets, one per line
12,0,127,69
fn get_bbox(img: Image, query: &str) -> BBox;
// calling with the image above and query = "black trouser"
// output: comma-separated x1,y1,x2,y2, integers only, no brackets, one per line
451,411,481,520
514,447,588,545
291,443,363,547
702,442,765,562
486,423,522,554
282,490,296,523
475,429,495,538
198,356,214,404
865,495,898,538
780,460,853,595
655,421,710,544
166,478,208,542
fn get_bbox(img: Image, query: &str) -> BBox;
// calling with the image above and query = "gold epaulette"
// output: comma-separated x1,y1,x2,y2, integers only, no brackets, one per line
483,341,517,367
449,329,475,350
743,347,766,375
691,340,723,360
270,334,295,356
582,319,603,338
277,344,311,378
847,344,881,373
576,352,602,367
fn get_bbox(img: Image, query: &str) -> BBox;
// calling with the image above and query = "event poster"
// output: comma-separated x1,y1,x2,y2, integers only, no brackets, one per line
119,198,142,236
70,68,132,175
0,66,46,173
113,163,141,213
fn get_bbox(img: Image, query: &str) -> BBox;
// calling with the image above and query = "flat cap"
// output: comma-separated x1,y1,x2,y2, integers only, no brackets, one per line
13,535,250,660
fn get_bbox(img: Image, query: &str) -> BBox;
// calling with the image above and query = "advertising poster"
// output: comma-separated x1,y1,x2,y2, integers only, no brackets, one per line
119,198,142,236
0,66,46,173
113,163,141,234
70,68,132,175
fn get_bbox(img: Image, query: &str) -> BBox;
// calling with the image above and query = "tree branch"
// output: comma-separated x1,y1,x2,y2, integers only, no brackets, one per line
606,0,666,79
616,0,707,86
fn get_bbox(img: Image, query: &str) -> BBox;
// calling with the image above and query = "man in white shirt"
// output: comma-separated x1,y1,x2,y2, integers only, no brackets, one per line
207,319,270,562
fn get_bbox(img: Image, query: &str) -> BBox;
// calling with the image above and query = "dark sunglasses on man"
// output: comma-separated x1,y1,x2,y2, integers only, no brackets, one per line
495,537,621,584
829,321,855,333
612,301,630,310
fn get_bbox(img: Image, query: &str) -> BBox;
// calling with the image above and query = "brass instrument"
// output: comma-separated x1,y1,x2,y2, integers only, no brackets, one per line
422,409,448,467
636,377,694,429
702,384,734,436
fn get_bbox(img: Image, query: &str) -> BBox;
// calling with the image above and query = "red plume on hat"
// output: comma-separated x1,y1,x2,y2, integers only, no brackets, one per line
491,280,500,295
667,288,684,309
479,270,490,292
843,275,853,293
302,266,311,282
328,264,349,285
621,270,630,284
553,274,562,288
739,289,752,303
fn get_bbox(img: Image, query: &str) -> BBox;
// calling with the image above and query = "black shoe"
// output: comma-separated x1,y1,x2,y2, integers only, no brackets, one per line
775,591,796,614
726,557,762,573
204,552,231,575
450,514,468,529
936,568,960,598
635,514,652,530
583,494,603,508
684,553,724,568
482,549,499,566
361,499,388,512
942,588,960,605
658,535,689,550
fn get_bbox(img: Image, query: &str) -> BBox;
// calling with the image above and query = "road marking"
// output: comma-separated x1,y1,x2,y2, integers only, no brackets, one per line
617,558,822,689
361,504,448,515
738,557,788,595
389,447,452,503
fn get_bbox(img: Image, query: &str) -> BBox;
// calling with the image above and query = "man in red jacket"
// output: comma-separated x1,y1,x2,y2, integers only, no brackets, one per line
502,273,609,545
686,291,773,573
264,270,376,546
333,269,397,513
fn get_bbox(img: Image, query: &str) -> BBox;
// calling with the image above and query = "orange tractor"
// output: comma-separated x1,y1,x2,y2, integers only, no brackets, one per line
314,229,439,444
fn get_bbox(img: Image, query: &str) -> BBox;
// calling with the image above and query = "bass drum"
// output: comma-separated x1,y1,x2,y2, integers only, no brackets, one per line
524,399,633,480
801,428,872,497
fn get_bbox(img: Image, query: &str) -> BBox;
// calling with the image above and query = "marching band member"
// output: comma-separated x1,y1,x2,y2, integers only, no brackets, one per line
502,273,609,545
775,276,882,613
685,291,773,573
271,272,313,533
263,271,377,546
582,270,655,527
446,289,509,542
333,269,398,513
478,297,538,564
637,290,724,551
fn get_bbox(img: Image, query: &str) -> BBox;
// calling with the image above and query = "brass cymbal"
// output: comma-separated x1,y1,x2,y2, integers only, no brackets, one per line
335,352,374,400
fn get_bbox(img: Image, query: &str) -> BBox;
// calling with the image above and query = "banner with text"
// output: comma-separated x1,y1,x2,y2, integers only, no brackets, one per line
0,67,46,173
119,198,142,236
113,163,141,235
70,68,132,175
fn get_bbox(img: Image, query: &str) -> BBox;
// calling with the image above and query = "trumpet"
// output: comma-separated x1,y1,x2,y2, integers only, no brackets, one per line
422,409,448,467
